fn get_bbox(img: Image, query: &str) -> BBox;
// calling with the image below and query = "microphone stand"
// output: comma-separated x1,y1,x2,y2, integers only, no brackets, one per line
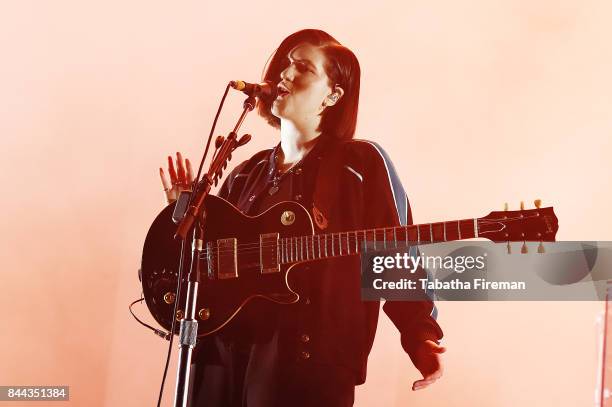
172,96,256,407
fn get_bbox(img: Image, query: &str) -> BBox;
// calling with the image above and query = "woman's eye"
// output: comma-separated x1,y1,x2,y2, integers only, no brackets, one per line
296,62,312,73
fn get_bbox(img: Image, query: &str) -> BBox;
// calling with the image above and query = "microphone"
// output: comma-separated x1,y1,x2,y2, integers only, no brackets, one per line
229,80,274,98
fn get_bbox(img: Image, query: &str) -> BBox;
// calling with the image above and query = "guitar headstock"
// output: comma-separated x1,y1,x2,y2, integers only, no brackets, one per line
478,200,558,243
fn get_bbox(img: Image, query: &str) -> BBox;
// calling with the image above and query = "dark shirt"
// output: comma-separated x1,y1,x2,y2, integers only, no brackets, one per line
196,135,443,385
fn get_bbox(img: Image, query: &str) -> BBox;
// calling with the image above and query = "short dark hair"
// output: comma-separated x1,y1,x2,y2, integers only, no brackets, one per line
257,29,361,141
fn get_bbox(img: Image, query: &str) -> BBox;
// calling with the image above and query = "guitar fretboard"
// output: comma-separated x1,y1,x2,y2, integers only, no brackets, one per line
277,219,478,264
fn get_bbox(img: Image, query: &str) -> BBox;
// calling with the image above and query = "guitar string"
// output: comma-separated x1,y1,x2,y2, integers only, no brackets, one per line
194,232,538,258
193,226,538,259
187,216,534,255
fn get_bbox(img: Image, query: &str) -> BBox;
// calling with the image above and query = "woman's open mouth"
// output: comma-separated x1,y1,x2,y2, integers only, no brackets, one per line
276,84,291,99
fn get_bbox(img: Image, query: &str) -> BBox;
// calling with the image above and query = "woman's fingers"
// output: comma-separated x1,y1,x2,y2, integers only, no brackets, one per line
161,152,192,206
185,158,194,184
160,167,175,204
159,168,171,191
167,155,178,184
176,152,187,185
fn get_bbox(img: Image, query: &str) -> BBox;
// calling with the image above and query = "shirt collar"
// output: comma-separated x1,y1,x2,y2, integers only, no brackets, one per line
267,135,335,178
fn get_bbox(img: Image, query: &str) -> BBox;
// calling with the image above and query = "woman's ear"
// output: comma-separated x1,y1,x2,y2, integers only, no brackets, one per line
325,86,345,106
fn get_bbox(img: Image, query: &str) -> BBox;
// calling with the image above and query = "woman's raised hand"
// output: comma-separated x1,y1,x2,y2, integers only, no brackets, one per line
159,152,195,204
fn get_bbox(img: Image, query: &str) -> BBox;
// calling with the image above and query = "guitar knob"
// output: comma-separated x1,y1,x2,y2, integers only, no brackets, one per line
198,308,211,320
163,292,176,304
520,201,525,210
504,202,508,211
538,242,545,253
521,242,528,254
534,199,542,209
176,310,184,321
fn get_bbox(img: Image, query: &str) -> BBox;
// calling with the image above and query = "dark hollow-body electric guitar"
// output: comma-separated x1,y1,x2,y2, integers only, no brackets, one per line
141,195,558,337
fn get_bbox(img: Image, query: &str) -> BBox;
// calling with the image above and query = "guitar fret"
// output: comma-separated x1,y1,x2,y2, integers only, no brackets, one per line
355,231,359,253
344,232,348,254
294,237,298,262
311,236,314,259
280,238,284,263
317,235,321,259
346,232,350,254
348,232,351,254
430,223,433,243
393,227,397,248
474,218,479,237
310,236,313,260
346,232,350,255
324,234,327,257
300,236,304,261
305,236,309,260
363,230,367,253
458,220,461,240
417,226,420,243
443,222,447,241
309,236,312,260
405,226,408,246
382,228,386,249
332,233,335,256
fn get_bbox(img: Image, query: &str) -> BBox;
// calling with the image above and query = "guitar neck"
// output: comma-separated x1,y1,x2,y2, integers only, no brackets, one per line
278,218,479,265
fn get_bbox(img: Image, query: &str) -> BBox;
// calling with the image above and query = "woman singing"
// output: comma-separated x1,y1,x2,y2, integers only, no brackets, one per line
160,28,445,407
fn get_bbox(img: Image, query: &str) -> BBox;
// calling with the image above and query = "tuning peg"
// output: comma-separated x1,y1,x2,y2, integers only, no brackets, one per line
215,135,224,149
520,201,525,210
538,242,545,253
504,202,509,211
534,199,542,209
238,134,252,146
521,242,528,254
507,241,511,254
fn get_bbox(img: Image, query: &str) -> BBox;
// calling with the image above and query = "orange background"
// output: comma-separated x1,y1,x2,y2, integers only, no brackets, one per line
1,1,611,406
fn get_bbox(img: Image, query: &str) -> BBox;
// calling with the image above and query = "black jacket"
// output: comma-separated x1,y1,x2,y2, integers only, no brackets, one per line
200,136,443,385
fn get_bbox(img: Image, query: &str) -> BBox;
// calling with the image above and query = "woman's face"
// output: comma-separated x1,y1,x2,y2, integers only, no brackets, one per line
271,43,334,125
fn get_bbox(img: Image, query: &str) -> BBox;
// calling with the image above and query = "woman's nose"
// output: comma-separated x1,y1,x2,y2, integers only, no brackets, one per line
280,64,295,82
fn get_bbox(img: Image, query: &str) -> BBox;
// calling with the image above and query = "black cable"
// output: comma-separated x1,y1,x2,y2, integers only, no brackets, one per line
128,297,171,340
155,83,232,407
192,83,231,193
156,239,187,407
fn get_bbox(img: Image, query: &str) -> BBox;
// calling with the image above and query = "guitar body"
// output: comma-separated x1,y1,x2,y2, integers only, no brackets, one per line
141,194,315,337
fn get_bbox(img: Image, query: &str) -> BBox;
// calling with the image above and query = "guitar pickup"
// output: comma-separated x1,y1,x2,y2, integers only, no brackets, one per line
216,238,238,279
260,233,280,274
